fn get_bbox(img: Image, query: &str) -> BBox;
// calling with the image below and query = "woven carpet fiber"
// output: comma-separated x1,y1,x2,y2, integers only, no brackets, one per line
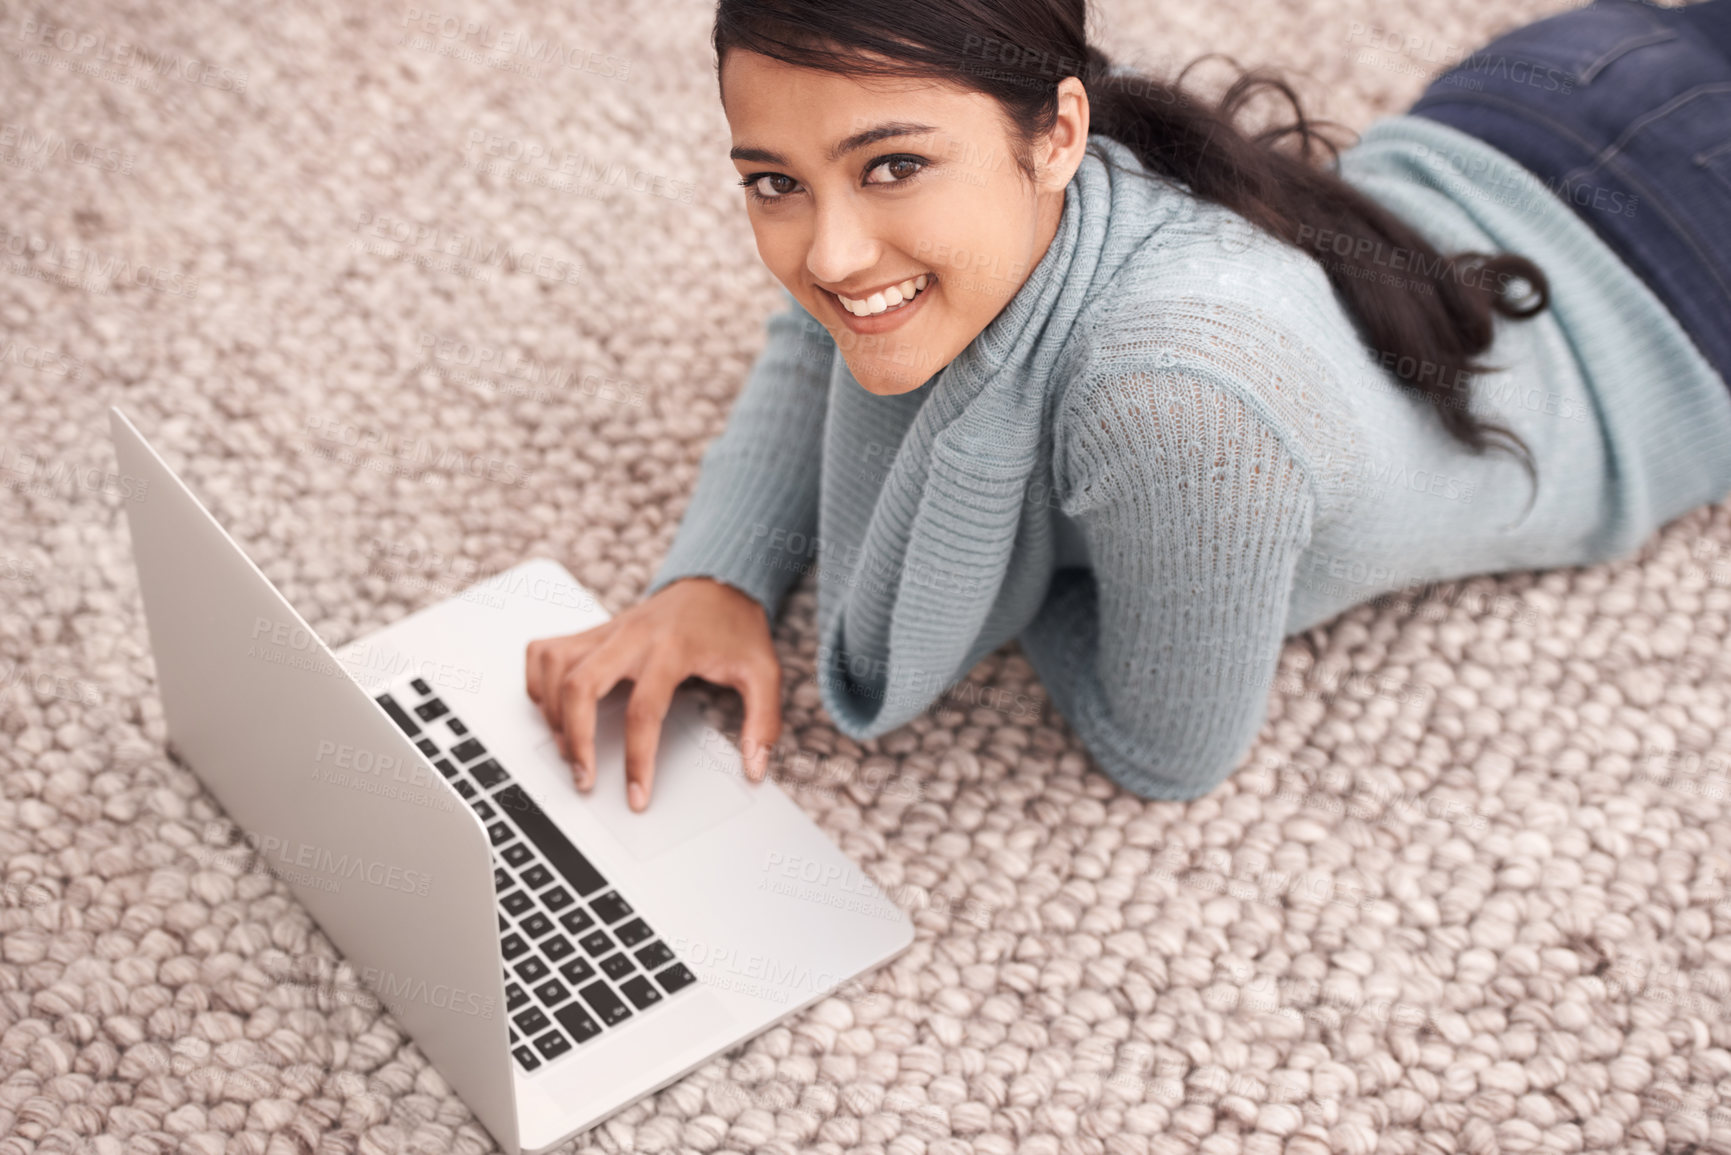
7,0,1731,1151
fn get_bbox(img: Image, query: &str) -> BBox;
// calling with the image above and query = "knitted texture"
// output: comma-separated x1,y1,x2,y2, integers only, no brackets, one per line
10,0,1731,1153
650,124,1731,799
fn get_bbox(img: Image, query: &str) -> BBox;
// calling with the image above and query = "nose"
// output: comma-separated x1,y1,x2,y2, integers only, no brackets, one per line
804,193,882,289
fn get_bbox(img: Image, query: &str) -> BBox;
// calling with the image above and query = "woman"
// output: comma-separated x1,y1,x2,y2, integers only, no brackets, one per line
526,0,1731,810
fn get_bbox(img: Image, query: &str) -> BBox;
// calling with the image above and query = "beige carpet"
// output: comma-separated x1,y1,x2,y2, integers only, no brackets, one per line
6,0,1731,1151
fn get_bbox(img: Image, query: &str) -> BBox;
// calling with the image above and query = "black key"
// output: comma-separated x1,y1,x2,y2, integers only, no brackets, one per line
451,738,487,763
434,759,456,779
635,941,674,971
493,785,608,896
521,865,554,890
533,978,569,1006
501,933,529,961
519,912,555,939
502,842,533,867
416,738,440,758
414,697,449,721
533,1029,573,1060
497,913,508,933
558,908,594,935
614,918,652,948
375,694,421,737
512,1044,541,1071
579,979,632,1027
509,1025,518,1043
470,759,509,789
579,929,613,957
455,780,477,800
601,953,635,980
655,962,696,994
506,982,529,1011
488,822,512,847
410,678,430,695
590,891,633,924
501,889,534,917
554,1001,602,1044
513,1006,549,1035
558,956,595,986
448,718,468,736
543,936,576,963
620,975,663,1011
514,956,550,983
473,799,495,821
541,886,575,913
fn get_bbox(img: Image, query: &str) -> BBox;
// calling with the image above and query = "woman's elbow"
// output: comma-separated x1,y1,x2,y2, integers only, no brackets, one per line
1089,716,1264,801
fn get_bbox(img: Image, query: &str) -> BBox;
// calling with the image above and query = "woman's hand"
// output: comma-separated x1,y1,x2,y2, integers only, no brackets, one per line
524,576,782,811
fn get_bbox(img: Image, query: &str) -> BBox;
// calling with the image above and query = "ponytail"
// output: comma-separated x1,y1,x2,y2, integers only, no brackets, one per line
1081,44,1543,483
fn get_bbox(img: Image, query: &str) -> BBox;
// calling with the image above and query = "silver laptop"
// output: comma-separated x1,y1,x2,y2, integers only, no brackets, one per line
107,407,915,1154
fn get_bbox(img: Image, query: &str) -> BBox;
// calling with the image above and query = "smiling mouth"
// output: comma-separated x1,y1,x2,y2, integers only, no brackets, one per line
831,273,932,317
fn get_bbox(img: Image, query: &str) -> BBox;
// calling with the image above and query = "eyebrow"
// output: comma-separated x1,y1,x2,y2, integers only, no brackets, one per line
729,121,940,167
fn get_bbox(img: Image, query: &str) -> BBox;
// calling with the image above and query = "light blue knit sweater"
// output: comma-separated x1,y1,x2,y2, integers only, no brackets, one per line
646,115,1731,800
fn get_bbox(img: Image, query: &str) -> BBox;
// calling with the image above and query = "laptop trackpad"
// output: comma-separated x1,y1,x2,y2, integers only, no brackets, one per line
530,690,754,862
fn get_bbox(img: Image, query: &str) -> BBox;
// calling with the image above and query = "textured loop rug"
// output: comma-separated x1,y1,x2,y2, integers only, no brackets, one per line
5,0,1731,1152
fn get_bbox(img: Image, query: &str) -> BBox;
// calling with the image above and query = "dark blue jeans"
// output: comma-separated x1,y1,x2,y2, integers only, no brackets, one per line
1408,0,1731,388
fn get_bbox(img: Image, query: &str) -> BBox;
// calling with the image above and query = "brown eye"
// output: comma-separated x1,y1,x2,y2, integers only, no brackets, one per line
865,155,926,185
739,173,798,204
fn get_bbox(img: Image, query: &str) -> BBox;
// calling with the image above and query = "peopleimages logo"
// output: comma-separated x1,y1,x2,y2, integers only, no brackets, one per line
314,738,435,788
0,442,149,501
215,825,434,898
361,964,496,1019
14,17,250,93
398,8,631,80
262,955,496,1020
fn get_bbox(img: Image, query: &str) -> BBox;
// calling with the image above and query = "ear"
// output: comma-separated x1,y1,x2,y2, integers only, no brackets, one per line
1039,76,1091,192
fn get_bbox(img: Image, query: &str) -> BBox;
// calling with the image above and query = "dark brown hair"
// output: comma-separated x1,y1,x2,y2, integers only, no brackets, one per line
715,0,1548,483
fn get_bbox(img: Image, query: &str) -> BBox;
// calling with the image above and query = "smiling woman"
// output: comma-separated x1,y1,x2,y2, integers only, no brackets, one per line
528,0,1731,808
707,0,1557,450
719,51,1078,397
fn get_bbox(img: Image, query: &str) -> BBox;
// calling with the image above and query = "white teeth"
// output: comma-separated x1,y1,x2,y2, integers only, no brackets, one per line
838,275,930,317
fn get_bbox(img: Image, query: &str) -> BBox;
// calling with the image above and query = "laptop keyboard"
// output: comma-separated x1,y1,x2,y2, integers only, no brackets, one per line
374,677,698,1074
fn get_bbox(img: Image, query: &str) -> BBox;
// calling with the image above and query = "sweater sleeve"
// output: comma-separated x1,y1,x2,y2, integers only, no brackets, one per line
1020,354,1317,801
643,288,836,622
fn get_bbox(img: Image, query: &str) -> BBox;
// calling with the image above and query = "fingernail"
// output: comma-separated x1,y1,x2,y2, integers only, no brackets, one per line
628,782,645,810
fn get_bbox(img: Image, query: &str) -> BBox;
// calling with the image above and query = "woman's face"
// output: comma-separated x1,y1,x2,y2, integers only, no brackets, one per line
720,50,1089,395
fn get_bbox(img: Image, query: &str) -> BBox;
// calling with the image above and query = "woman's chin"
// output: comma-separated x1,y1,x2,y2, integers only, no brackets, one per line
850,361,936,396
